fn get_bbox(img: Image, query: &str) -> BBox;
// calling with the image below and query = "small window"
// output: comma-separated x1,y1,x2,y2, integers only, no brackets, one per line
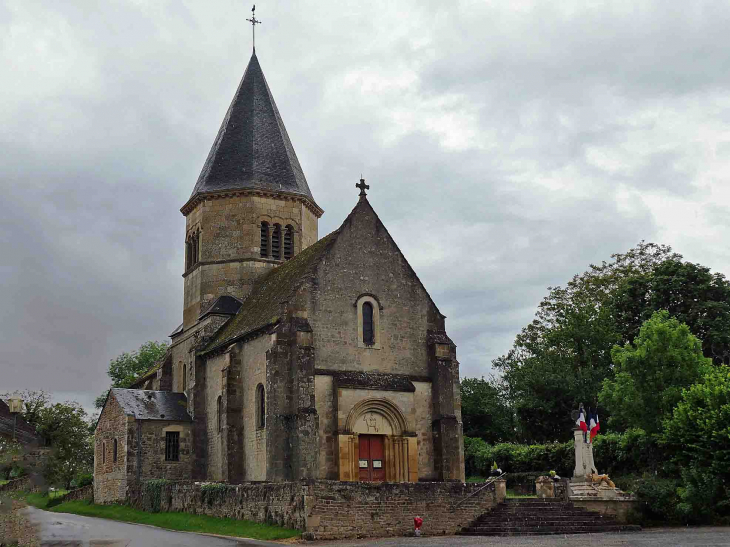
217,395,222,433
181,362,187,393
271,224,281,260
102,442,106,464
185,240,192,270
362,302,374,345
113,439,118,463
165,432,180,462
260,222,269,257
283,225,294,260
256,384,266,429
192,234,198,265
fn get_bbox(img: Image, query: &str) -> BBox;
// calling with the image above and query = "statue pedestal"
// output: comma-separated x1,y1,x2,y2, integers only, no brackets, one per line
572,428,597,479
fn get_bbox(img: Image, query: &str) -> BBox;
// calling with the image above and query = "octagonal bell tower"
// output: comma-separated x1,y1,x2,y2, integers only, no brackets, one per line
179,52,323,329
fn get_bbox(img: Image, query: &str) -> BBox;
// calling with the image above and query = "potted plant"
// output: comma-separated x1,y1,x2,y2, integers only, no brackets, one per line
490,461,502,477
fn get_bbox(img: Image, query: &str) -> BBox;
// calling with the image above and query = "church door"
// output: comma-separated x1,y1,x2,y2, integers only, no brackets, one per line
358,435,385,482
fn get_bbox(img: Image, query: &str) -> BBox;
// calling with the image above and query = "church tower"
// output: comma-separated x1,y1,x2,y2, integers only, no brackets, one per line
179,52,323,329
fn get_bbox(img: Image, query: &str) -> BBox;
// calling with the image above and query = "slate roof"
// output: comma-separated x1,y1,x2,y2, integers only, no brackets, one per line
188,52,316,206
199,295,243,320
110,388,191,422
321,370,417,393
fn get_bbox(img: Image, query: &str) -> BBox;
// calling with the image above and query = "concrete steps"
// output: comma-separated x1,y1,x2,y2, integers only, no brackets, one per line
459,498,641,536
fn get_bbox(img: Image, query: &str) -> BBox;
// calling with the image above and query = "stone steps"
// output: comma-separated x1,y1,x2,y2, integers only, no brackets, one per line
459,499,641,537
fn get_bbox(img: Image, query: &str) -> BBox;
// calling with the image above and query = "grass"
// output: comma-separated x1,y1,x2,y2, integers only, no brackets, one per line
20,493,301,541
0,479,8,486
506,489,537,499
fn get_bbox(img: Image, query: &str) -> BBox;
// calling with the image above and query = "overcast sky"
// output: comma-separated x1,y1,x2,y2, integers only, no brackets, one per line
2,0,730,413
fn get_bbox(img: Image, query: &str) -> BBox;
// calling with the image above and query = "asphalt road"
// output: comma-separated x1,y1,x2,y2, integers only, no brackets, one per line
312,528,730,546
23,506,282,546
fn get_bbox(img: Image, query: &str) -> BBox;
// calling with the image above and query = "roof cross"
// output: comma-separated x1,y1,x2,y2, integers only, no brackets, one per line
246,5,261,52
356,177,370,196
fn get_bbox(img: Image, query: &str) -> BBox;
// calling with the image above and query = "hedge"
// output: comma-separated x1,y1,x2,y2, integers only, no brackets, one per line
465,429,668,478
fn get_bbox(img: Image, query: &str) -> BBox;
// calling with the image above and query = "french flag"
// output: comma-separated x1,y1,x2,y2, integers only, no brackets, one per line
576,408,588,433
589,411,600,443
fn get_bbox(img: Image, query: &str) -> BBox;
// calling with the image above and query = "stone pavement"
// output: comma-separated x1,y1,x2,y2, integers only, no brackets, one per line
310,527,730,546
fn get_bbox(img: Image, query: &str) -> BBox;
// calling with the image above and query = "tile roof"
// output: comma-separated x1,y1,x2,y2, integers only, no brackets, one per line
189,52,316,206
110,388,191,422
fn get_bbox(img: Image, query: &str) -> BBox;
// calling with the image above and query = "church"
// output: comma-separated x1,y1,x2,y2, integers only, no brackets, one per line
94,49,464,503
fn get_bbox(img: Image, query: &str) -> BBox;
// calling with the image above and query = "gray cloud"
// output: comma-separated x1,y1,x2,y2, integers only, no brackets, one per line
1,0,729,409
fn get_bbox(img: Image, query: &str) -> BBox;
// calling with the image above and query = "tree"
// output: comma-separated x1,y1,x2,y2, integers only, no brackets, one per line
1,390,94,489
599,311,711,434
495,242,678,442
610,259,730,360
95,340,169,408
460,377,515,443
662,366,730,521
36,401,95,489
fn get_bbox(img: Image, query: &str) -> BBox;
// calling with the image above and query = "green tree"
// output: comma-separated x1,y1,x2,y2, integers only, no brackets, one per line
95,340,169,408
495,242,677,442
663,366,730,521
599,311,711,434
460,377,515,443
610,259,730,360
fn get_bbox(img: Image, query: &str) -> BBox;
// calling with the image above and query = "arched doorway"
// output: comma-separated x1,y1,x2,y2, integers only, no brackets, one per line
338,398,417,482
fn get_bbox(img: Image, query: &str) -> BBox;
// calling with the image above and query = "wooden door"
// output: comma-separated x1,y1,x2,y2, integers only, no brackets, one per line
358,435,385,482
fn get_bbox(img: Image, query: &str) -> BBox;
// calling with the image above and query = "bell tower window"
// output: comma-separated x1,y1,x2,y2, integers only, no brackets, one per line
284,225,294,260
260,222,269,258
272,224,281,260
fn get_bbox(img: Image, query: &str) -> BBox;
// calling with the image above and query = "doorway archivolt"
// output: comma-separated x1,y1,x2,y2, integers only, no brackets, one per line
338,397,417,482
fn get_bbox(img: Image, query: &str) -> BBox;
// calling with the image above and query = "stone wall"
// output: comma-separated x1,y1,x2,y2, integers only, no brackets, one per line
126,479,504,540
94,394,131,504
59,484,93,502
240,335,269,481
182,194,319,328
0,476,43,494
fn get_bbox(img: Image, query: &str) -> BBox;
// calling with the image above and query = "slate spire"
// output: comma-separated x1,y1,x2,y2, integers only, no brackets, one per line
188,52,316,205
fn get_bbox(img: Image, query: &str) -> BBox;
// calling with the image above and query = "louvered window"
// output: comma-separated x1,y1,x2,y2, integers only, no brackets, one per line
272,224,281,260
260,222,269,258
284,225,294,260
362,302,374,345
165,432,180,461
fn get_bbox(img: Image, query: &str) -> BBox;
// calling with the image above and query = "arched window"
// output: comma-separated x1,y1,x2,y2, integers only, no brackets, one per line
185,240,192,270
102,442,106,464
217,395,222,433
181,362,187,393
271,224,281,260
356,295,381,349
260,222,269,258
256,384,265,429
362,302,374,345
113,438,118,463
283,225,294,260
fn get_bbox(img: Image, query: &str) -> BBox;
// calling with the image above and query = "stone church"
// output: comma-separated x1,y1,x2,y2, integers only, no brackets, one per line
94,51,464,503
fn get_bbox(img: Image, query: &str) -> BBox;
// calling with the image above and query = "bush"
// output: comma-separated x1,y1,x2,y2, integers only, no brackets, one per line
71,472,93,489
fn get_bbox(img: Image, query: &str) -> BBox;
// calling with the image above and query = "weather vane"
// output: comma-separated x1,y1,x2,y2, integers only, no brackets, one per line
246,5,261,52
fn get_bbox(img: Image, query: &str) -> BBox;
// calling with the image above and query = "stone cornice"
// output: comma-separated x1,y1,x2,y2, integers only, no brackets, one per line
180,188,324,218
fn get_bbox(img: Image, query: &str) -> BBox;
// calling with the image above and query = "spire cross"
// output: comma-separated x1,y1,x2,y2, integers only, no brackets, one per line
246,5,261,52
356,177,370,196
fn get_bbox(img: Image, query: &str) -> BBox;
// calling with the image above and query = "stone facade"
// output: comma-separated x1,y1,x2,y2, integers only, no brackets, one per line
94,391,193,504
95,51,465,495
127,480,504,539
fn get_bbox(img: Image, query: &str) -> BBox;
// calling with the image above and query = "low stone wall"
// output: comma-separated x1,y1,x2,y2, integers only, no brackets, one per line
128,481,308,530
571,498,639,524
0,476,43,494
306,480,504,539
126,479,505,539
59,484,94,502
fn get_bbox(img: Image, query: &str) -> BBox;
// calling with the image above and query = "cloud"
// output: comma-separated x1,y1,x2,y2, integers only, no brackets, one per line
1,0,729,404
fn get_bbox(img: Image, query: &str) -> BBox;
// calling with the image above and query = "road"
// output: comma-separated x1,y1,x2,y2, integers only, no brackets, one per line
313,527,730,546
23,505,282,546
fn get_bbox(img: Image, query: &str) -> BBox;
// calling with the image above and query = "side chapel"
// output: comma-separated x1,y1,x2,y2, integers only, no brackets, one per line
95,50,464,503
